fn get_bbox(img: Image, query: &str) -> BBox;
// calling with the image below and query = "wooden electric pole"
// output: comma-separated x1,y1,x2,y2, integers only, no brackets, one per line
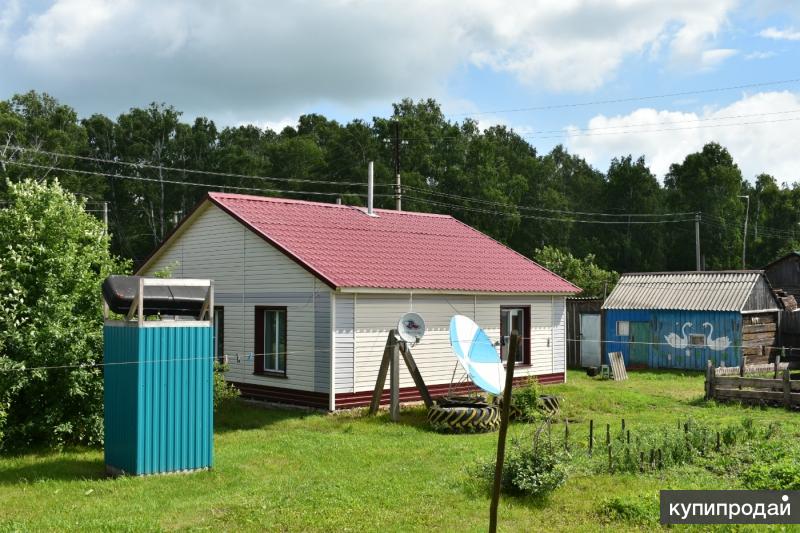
489,331,518,533
695,213,701,271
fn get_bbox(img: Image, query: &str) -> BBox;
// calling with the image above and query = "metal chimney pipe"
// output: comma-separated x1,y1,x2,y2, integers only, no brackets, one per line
367,161,374,215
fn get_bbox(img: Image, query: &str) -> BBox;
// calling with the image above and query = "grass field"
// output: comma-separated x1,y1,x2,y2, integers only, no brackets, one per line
1,370,799,532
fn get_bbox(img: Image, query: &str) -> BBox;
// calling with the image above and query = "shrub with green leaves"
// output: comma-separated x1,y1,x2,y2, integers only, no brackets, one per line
599,495,659,526
214,362,240,408
742,459,800,490
510,376,542,421
476,429,568,498
0,180,129,449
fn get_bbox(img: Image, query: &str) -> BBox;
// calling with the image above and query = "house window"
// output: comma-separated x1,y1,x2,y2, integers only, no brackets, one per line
255,307,287,375
616,321,630,336
500,306,531,365
689,334,705,347
214,306,224,363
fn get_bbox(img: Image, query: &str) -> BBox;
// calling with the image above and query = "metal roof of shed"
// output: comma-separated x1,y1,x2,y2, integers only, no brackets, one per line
602,271,768,312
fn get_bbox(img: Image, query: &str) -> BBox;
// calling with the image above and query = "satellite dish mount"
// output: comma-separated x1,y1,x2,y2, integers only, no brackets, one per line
368,313,432,421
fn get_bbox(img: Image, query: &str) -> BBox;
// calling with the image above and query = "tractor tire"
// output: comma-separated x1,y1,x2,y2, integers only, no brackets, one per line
427,401,500,433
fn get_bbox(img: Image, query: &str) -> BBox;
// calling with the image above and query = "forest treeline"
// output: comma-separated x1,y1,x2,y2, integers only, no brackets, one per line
1,90,798,273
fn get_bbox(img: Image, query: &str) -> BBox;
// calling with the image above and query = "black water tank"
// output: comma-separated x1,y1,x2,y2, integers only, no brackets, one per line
102,275,208,316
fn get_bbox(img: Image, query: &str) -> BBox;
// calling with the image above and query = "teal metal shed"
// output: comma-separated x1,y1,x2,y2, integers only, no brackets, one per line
103,277,214,476
602,271,781,370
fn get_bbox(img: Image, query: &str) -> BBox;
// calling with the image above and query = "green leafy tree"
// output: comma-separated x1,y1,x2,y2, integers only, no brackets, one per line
664,143,745,270
533,245,619,297
0,179,129,449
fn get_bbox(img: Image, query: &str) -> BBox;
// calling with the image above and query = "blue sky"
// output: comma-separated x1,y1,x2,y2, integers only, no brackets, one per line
1,1,799,181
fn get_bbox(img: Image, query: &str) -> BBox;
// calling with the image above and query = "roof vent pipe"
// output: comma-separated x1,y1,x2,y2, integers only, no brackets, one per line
367,161,374,215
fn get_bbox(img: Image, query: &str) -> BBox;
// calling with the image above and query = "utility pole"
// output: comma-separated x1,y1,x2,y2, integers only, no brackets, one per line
392,121,401,211
738,195,750,269
695,213,701,271
103,201,108,233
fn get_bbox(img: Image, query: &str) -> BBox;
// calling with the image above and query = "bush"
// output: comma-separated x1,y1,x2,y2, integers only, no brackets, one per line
214,362,240,408
511,376,542,421
599,495,659,526
476,427,568,498
742,459,800,490
0,180,129,449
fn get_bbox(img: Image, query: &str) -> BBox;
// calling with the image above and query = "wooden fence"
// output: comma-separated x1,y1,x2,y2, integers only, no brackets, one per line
705,358,800,409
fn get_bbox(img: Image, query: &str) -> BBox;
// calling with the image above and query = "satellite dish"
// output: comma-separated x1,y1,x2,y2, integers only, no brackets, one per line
449,315,505,395
397,312,426,344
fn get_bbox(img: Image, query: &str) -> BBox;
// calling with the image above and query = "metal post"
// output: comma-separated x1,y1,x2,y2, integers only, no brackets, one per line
489,332,518,533
695,213,701,271
102,201,108,233
367,161,374,215
393,121,401,211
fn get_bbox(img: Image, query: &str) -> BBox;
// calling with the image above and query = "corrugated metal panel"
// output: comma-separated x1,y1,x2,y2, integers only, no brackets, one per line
602,271,770,312
104,323,213,476
603,309,742,370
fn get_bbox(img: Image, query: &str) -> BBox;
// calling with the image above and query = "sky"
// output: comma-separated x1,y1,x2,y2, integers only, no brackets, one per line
1,0,800,182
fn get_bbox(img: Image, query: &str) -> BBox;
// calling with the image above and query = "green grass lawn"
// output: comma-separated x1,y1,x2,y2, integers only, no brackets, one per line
1,370,799,532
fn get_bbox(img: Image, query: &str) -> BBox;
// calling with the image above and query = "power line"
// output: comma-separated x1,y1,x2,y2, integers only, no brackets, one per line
7,145,393,189
448,77,800,117
400,114,800,145
3,160,396,199
405,194,696,224
403,185,695,218
402,107,800,143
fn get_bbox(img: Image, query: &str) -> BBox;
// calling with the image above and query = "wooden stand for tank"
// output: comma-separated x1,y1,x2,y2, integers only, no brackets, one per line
368,329,432,421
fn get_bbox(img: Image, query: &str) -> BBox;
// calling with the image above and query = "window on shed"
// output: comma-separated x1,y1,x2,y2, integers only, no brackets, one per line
616,321,630,336
689,334,705,347
255,307,287,375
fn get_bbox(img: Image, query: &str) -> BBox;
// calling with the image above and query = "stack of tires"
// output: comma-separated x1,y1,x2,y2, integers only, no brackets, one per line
427,396,500,433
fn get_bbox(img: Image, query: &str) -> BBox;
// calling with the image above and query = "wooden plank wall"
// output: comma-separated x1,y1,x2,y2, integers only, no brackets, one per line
741,312,778,363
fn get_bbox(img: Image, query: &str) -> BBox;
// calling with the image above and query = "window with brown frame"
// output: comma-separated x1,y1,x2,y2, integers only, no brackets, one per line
213,306,224,363
500,306,531,365
254,306,287,376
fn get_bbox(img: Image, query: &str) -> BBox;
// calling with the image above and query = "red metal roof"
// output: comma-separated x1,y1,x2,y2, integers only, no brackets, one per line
207,192,580,294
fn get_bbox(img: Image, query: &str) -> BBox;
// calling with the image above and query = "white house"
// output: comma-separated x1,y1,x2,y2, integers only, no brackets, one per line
137,192,579,409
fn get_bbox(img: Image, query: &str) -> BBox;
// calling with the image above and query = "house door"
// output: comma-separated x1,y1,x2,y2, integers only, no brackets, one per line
629,322,650,365
500,307,527,364
579,313,601,367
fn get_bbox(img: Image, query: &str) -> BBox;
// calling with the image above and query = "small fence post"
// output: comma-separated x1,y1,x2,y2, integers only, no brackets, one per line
705,360,714,400
739,355,747,377
783,368,791,410
564,419,569,452
775,353,781,379
606,423,610,447
588,419,594,456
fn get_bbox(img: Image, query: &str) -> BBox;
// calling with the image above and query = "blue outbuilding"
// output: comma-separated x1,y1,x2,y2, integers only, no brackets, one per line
602,271,781,370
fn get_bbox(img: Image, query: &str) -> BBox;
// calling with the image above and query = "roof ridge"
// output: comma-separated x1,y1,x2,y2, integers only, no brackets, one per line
208,192,453,218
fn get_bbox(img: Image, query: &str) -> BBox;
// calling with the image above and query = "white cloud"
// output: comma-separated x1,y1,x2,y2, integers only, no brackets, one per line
759,26,800,40
699,48,738,69
0,0,20,52
566,91,800,182
0,0,740,121
237,118,297,133
744,50,777,60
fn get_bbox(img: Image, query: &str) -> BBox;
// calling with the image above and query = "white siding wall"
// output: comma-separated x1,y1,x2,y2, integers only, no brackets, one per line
334,294,355,393
142,203,332,394
350,292,567,392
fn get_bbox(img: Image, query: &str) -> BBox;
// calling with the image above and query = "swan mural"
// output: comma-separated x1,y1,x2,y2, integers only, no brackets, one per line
664,322,691,349
702,322,731,351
